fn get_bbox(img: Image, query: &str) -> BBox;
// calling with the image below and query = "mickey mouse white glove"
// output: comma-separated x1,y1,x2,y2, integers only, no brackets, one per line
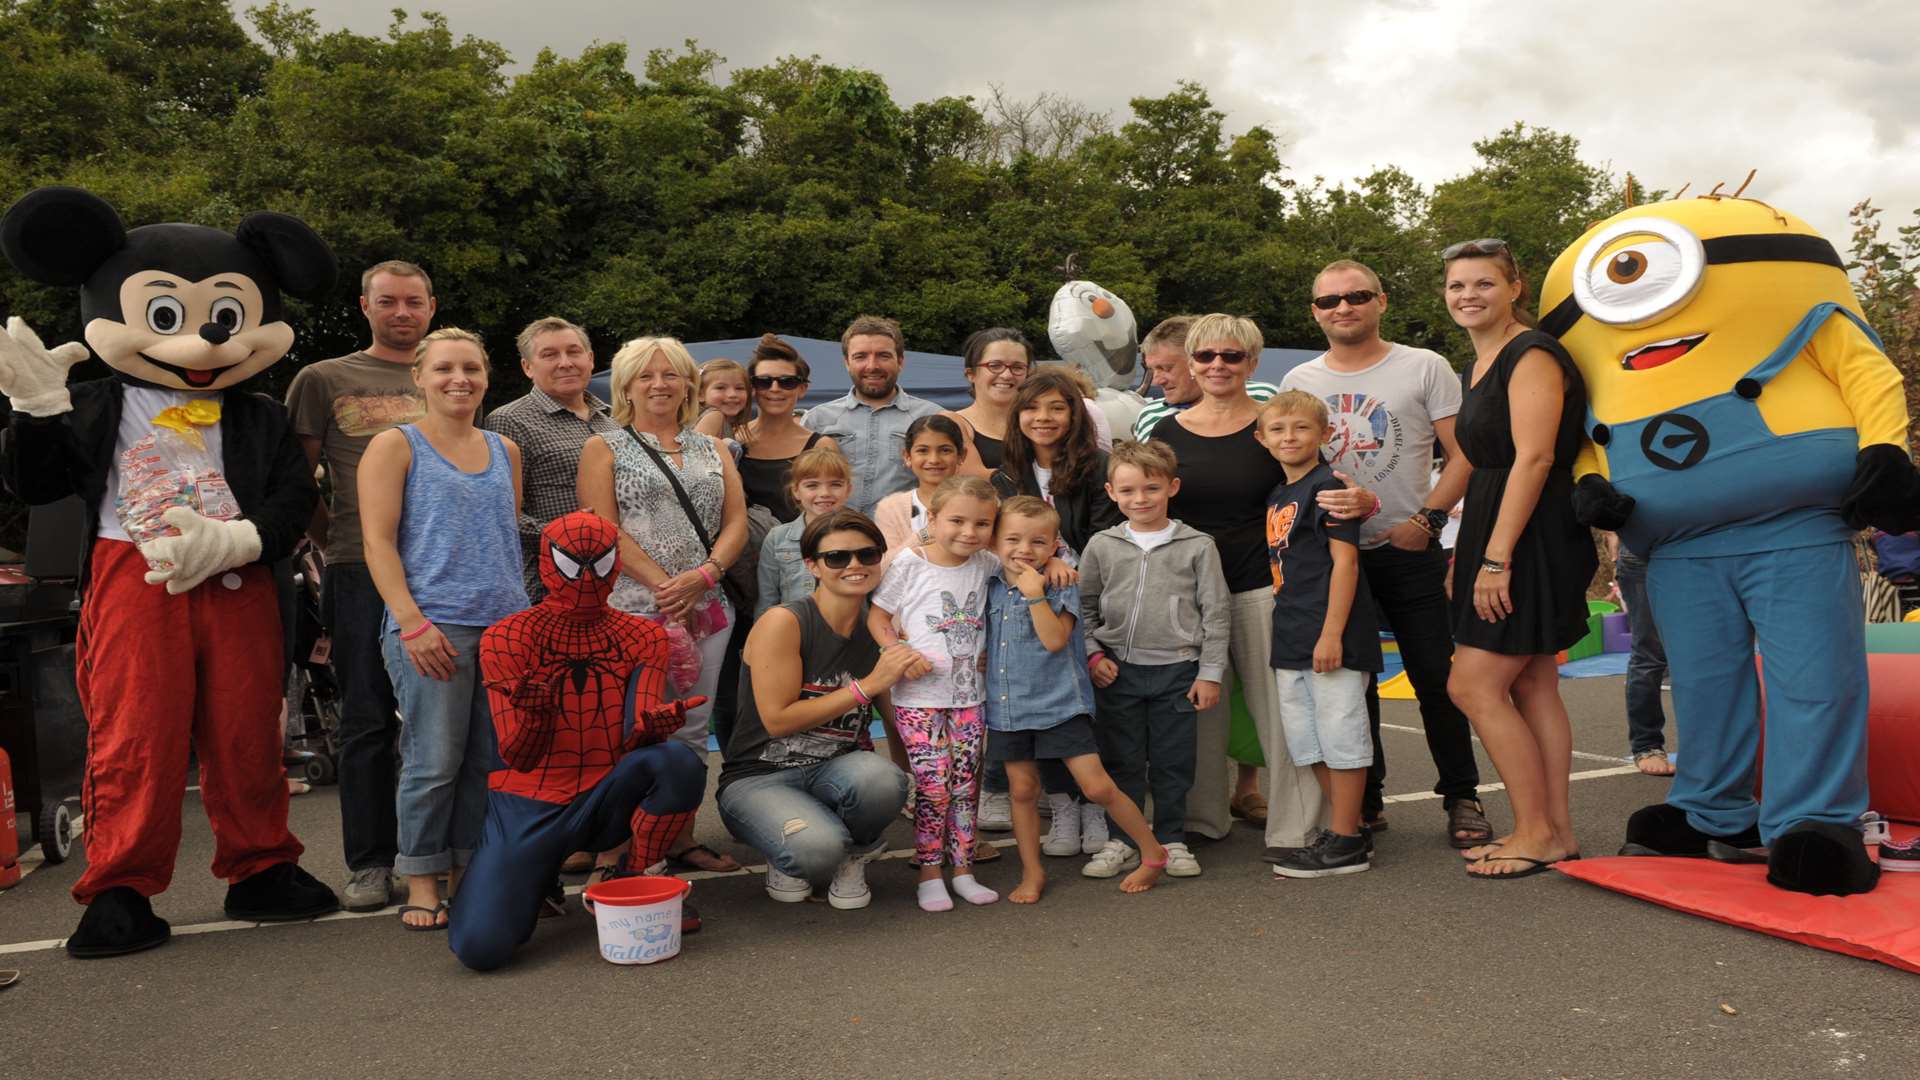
139,506,263,595
0,317,86,417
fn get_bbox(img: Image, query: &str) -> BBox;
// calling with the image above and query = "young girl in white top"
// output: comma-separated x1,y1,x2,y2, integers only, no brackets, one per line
871,414,967,567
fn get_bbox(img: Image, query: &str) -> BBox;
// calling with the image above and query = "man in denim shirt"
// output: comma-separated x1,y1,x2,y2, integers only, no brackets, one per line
801,315,941,514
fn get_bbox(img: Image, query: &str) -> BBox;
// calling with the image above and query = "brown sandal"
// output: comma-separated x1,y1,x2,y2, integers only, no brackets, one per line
1229,793,1269,825
1447,799,1495,850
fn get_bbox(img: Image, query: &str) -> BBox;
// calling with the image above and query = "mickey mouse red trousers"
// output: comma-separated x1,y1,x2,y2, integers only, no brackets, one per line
71,538,302,902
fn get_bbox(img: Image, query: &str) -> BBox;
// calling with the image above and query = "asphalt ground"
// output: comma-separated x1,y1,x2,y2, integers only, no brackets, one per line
3,675,1916,1080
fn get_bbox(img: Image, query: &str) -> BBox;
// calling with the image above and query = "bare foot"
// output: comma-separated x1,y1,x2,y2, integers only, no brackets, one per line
1119,862,1164,894
1009,871,1046,904
1634,750,1676,777
400,878,445,928
1465,839,1574,878
1460,835,1513,861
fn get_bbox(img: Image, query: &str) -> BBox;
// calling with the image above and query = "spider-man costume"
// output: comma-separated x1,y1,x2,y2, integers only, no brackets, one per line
450,512,708,971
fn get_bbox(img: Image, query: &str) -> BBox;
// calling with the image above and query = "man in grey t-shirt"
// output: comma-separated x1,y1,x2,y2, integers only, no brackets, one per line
1281,259,1487,849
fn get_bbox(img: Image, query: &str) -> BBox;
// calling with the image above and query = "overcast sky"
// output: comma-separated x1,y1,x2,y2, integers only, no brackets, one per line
285,0,1920,248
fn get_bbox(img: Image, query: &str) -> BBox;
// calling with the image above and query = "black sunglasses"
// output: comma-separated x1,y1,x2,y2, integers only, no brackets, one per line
751,374,806,390
1442,238,1509,261
1312,289,1379,310
812,546,884,569
1191,348,1250,366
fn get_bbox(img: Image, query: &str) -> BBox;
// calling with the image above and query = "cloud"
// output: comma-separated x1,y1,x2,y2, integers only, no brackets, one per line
284,0,1920,242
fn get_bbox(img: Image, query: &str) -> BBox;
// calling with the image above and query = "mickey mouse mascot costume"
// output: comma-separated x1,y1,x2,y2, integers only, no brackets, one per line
0,186,341,957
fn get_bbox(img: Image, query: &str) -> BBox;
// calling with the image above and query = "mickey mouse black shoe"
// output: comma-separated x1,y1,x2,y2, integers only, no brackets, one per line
66,886,170,959
223,862,341,922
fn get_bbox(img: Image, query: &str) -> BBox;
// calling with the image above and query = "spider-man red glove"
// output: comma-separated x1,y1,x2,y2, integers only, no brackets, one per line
624,696,708,751
489,662,574,770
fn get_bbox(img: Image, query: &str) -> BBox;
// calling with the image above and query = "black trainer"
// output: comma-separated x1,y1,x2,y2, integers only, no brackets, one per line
1272,831,1371,878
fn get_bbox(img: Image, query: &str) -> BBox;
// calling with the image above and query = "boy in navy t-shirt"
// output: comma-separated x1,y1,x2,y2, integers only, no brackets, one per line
1254,391,1384,877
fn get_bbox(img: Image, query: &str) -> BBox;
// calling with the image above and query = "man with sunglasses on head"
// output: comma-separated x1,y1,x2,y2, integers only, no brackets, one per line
1131,315,1282,442
1280,260,1490,850
483,316,622,602
802,315,941,514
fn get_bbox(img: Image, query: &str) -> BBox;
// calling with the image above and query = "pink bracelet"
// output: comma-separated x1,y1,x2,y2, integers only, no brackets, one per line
696,563,719,588
399,619,435,642
848,678,872,706
1086,651,1108,672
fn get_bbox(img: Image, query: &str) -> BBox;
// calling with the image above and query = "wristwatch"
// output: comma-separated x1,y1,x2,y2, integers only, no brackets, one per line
1416,507,1449,535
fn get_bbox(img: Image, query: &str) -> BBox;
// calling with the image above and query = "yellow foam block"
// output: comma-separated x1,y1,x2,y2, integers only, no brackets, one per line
1378,671,1417,700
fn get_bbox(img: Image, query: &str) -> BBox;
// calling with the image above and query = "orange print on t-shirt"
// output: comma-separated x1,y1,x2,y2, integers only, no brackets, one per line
1266,501,1299,592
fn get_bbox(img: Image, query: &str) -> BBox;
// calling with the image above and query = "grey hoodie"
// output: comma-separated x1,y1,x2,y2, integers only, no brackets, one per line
1078,520,1232,682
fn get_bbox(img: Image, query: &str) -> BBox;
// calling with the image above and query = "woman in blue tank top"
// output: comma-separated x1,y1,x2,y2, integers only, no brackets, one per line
360,328,530,930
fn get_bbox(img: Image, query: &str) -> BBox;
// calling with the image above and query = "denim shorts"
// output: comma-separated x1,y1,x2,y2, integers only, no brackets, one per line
986,713,1099,763
1273,667,1372,769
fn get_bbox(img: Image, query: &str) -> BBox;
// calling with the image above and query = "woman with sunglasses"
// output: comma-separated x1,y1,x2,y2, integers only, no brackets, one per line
1146,314,1333,857
736,334,840,522
945,327,1034,477
1439,239,1595,880
717,510,925,908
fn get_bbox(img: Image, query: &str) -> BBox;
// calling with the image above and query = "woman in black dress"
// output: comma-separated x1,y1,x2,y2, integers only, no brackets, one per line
736,334,838,521
944,327,1032,476
1441,239,1597,879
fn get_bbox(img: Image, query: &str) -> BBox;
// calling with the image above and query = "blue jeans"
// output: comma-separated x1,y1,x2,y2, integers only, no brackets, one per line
323,562,401,872
717,753,908,886
1094,659,1198,846
1616,549,1669,755
382,622,497,876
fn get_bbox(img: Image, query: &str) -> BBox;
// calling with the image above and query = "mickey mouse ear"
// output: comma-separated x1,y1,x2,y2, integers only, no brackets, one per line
235,211,337,300
0,186,127,286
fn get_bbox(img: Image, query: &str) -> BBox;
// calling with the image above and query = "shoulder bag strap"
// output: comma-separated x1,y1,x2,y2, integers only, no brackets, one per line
625,428,717,554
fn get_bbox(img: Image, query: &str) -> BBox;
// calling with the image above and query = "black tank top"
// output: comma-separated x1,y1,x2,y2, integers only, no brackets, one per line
738,431,822,523
971,430,1004,471
719,597,881,790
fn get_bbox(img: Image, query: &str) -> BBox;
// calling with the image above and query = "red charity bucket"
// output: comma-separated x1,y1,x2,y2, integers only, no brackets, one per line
584,874,691,965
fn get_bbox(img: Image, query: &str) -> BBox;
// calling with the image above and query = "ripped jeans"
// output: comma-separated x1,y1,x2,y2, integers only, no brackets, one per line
716,752,909,887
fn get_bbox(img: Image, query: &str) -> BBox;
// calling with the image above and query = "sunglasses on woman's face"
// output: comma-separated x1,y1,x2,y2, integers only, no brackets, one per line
813,546,884,569
751,374,806,390
1311,289,1379,310
1191,349,1250,366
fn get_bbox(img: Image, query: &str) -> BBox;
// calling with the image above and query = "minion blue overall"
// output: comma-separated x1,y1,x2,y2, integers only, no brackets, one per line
1541,197,1920,896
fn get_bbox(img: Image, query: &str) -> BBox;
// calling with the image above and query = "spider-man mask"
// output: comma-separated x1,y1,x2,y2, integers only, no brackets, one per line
539,511,621,613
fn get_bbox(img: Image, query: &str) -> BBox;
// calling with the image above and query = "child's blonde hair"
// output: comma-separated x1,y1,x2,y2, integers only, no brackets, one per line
785,444,853,507
698,357,753,440
1257,389,1330,429
926,474,999,516
1107,438,1179,481
997,494,1060,537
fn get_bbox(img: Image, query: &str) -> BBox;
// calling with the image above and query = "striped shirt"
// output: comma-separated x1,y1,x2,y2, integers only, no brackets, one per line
1130,380,1283,443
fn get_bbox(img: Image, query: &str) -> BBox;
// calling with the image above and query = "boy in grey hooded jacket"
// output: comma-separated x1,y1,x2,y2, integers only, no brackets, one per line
1079,441,1232,872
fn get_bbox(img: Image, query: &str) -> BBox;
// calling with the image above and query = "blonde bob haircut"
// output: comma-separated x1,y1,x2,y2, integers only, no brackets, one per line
1183,313,1264,358
609,336,701,429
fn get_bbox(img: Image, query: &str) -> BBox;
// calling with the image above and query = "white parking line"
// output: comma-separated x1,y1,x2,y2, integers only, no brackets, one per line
0,766,1650,956
1380,721,1630,765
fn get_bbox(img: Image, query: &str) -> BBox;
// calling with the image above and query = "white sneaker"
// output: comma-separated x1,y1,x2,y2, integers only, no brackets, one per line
827,857,872,910
765,866,810,903
1082,839,1141,878
1162,841,1202,877
978,791,1013,831
1042,794,1081,855
1079,801,1110,854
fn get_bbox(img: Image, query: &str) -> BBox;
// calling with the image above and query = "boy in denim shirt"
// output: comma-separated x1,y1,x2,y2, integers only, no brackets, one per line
985,496,1167,903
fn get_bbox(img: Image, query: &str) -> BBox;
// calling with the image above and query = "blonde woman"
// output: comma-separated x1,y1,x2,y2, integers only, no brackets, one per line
579,336,750,873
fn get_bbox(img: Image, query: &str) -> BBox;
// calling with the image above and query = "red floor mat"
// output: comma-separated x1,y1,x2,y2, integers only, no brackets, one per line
1558,825,1920,974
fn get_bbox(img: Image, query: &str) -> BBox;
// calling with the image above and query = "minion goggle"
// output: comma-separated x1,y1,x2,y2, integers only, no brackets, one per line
1540,217,1843,338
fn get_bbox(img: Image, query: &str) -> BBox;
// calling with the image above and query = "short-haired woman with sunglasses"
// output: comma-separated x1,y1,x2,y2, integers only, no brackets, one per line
736,334,841,522
1146,313,1352,857
1439,238,1595,879
717,510,925,908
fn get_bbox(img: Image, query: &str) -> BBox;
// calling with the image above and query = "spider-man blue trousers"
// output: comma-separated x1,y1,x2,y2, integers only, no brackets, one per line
450,740,705,971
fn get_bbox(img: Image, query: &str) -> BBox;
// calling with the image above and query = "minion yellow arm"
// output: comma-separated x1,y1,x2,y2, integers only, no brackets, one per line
1575,439,1608,481
1807,316,1911,452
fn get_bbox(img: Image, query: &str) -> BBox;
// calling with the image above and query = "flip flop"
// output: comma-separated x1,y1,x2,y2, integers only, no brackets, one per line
0,970,19,989
1468,855,1560,880
398,901,448,931
667,844,740,873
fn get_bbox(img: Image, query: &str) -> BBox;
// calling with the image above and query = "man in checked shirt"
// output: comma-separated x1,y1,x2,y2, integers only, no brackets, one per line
483,316,622,602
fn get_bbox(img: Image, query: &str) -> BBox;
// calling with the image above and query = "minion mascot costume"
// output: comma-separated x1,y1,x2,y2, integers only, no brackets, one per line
1049,278,1145,439
0,187,341,955
1543,193,1920,896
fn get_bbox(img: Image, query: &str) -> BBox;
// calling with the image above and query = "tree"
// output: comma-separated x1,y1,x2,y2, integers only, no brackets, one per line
1848,199,1920,443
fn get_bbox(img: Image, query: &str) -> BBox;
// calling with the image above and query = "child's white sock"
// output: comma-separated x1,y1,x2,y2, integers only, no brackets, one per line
916,878,954,912
950,873,999,905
